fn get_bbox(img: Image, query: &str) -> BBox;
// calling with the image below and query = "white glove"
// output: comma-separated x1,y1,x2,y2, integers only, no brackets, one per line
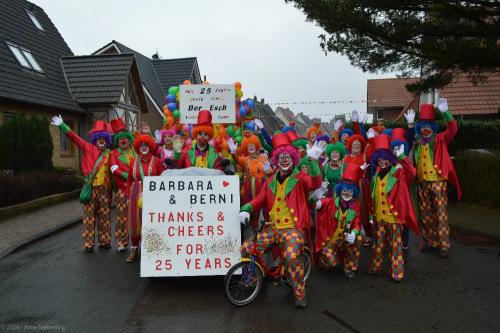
312,185,327,201
315,200,322,210
334,120,343,132
110,165,119,173
351,110,359,122
173,135,183,153
263,161,271,174
51,115,63,126
154,130,162,144
395,144,405,158
239,212,250,226
404,109,415,124
344,232,356,244
436,97,448,113
369,217,374,225
322,181,329,189
360,163,370,171
254,119,264,130
359,112,368,124
228,138,238,154
306,141,327,160
367,128,376,139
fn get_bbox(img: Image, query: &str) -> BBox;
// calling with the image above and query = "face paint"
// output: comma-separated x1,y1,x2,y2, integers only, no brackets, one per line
377,158,390,170
351,140,361,155
310,132,317,141
96,138,106,150
278,153,293,172
341,188,353,202
247,143,256,154
330,151,340,161
300,164,309,173
421,125,433,138
139,143,149,155
164,135,173,146
341,134,349,144
118,137,130,149
197,132,209,146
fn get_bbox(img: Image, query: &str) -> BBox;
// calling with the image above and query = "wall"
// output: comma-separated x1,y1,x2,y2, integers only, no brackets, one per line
140,97,164,132
0,99,84,171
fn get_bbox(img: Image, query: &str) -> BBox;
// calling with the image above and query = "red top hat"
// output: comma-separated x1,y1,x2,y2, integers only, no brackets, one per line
391,128,407,143
374,134,391,151
196,110,212,126
341,162,362,185
419,104,435,121
287,130,300,143
88,120,109,135
272,133,292,149
110,118,126,134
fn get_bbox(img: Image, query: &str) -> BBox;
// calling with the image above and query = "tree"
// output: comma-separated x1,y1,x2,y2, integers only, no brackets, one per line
285,0,500,92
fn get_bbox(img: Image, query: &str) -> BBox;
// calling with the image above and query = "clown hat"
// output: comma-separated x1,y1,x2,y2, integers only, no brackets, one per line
192,110,214,138
391,128,407,143
341,162,363,185
272,133,292,149
88,120,109,135
419,104,435,121
287,130,300,142
110,118,126,134
374,134,391,151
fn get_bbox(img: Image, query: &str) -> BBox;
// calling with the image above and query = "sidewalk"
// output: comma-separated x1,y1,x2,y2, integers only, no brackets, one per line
0,199,82,258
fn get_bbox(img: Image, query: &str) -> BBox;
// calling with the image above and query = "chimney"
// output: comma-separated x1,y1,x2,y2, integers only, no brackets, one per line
260,98,265,104
152,52,159,60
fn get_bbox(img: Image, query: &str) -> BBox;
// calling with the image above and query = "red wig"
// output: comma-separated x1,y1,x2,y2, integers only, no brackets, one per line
133,134,157,154
347,134,367,153
192,124,214,139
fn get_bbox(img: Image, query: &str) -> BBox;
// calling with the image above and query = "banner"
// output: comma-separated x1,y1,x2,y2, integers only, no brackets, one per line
140,175,241,277
179,84,235,124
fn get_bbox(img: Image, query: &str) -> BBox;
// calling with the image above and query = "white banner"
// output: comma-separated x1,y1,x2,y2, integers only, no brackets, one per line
179,84,235,124
140,175,241,277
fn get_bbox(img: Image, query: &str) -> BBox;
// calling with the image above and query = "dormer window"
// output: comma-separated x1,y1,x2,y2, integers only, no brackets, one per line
26,10,44,31
7,42,44,73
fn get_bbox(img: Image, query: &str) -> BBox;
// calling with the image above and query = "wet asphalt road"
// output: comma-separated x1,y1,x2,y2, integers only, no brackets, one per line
1,225,500,333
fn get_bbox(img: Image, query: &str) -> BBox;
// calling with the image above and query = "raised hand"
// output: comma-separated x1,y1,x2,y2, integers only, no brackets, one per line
436,98,448,113
367,128,376,139
239,211,250,226
228,138,238,154
334,119,343,132
307,141,327,160
395,144,405,158
351,110,359,122
404,109,415,124
50,115,63,126
254,119,264,130
172,135,183,153
344,231,356,244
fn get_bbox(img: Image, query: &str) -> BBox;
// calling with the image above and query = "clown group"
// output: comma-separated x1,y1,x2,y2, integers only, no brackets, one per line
51,96,460,309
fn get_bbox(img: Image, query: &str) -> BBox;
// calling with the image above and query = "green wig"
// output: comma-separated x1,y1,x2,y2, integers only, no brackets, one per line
325,142,346,159
292,138,308,150
112,131,134,148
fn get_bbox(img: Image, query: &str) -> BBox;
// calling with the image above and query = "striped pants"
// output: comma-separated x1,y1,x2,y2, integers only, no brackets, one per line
320,235,362,271
370,221,404,281
241,226,306,300
418,181,450,250
114,189,129,247
82,185,111,249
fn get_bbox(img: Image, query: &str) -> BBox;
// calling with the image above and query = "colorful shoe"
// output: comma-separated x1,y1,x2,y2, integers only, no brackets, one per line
294,298,308,308
343,267,355,279
117,245,127,252
126,247,139,262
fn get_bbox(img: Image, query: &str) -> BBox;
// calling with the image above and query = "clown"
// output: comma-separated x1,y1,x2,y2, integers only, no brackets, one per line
51,115,112,252
338,128,354,145
228,132,273,228
405,98,461,258
174,110,225,170
109,118,135,252
306,123,322,149
314,163,365,278
322,142,346,197
155,128,178,169
126,134,165,262
367,134,419,282
239,134,326,308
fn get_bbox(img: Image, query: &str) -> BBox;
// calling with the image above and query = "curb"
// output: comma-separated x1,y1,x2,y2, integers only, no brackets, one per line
0,190,80,221
449,224,500,243
0,217,81,259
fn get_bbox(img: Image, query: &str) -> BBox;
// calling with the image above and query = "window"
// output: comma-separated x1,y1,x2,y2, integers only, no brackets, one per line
7,43,44,72
376,109,384,120
60,120,74,155
26,10,44,31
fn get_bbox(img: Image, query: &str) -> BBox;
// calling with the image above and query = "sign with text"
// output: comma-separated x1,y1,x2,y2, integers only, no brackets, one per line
140,175,241,277
179,84,235,124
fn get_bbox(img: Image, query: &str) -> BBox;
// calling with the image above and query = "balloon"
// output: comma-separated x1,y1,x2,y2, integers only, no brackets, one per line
235,127,242,137
221,139,228,151
163,110,172,118
168,86,179,95
166,94,176,103
185,138,192,147
234,82,242,90
214,137,222,146
246,99,255,109
239,106,247,117
235,136,242,144
183,80,192,85
165,116,174,126
208,139,215,146
163,105,169,113
182,124,190,133
226,125,235,137
218,126,226,138
172,109,180,119
245,121,256,131
168,102,177,111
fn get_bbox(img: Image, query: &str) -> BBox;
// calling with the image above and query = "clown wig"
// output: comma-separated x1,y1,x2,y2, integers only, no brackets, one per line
133,134,157,154
112,131,134,148
382,128,393,138
391,140,409,155
415,121,438,139
326,142,346,159
346,134,367,153
315,134,330,143
296,156,309,171
334,180,360,199
370,149,397,174
270,145,300,168
192,124,214,139
339,128,353,141
306,124,322,140
90,131,112,148
240,134,261,155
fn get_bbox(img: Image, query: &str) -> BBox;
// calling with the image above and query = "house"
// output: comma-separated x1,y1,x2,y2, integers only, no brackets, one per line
367,78,420,121
0,0,202,171
252,97,284,134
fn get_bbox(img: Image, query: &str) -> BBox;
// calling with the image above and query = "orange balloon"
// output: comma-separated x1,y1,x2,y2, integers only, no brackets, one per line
166,116,175,126
163,105,169,113
218,126,226,138
234,82,242,90
183,79,192,85
221,139,228,152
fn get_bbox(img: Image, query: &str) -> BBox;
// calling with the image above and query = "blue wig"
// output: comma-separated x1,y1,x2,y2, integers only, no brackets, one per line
334,181,360,199
90,131,112,148
339,129,353,141
370,149,396,174
391,140,409,155
382,128,393,138
415,121,438,138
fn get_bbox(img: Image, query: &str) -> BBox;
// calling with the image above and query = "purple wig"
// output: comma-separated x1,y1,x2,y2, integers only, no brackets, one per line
271,145,300,168
315,134,330,143
334,180,360,198
415,121,438,138
370,149,396,174
90,131,112,148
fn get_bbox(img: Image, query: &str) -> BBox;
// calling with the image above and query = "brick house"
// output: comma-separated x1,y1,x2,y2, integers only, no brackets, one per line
367,78,420,121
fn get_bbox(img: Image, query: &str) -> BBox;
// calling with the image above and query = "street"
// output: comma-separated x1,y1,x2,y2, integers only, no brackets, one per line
1,225,500,333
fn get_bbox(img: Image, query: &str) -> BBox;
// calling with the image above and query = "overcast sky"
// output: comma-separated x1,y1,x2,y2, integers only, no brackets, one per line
32,0,394,122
